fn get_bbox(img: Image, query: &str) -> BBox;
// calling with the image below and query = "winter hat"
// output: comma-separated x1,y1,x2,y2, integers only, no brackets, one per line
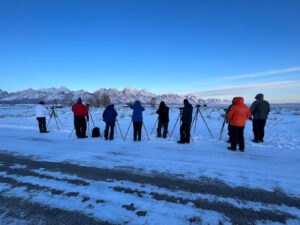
77,98,82,103
183,99,189,105
255,93,264,100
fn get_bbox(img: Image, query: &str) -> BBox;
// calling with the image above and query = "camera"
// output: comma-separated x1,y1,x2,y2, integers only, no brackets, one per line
196,104,201,108
179,107,184,111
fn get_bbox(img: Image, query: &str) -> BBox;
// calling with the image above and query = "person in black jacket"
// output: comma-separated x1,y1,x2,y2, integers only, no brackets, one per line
156,101,169,138
102,104,118,140
226,97,236,143
250,93,270,143
178,99,193,144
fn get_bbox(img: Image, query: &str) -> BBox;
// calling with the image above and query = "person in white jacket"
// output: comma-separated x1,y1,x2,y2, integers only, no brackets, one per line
35,101,49,133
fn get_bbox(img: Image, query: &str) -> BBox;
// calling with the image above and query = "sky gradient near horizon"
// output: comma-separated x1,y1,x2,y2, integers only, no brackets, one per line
0,0,300,103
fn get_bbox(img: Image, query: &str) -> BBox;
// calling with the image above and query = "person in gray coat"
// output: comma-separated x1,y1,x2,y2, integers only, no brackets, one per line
250,93,270,143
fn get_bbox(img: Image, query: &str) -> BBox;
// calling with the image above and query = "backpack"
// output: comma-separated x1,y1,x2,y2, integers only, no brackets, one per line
92,127,101,138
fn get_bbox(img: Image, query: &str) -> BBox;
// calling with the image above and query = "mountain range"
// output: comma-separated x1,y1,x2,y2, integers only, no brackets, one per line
0,86,230,105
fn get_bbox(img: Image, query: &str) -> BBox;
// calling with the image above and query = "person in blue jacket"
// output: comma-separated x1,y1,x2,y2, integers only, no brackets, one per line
102,104,118,140
130,100,145,141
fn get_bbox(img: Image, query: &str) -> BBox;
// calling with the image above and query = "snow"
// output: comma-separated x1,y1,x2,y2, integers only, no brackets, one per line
0,104,300,224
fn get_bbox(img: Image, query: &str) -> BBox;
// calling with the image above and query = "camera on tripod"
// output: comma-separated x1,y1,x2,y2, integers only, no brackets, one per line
196,104,201,108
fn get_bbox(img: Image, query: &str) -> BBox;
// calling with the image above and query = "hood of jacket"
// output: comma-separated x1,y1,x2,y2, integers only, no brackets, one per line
134,101,141,106
106,104,114,110
233,97,244,105
255,93,264,100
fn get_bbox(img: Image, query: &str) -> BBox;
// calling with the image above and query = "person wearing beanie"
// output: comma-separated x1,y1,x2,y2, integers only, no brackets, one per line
72,98,89,138
178,99,193,144
35,101,49,133
250,93,270,143
227,97,251,152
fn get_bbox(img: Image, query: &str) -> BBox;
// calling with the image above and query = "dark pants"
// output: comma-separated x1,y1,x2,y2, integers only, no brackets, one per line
228,124,233,142
105,122,115,140
37,117,46,132
231,126,245,150
133,122,142,141
180,122,191,143
253,119,266,141
74,116,87,138
157,121,168,138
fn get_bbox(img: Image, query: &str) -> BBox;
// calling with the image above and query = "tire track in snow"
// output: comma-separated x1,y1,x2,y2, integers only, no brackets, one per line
0,151,299,224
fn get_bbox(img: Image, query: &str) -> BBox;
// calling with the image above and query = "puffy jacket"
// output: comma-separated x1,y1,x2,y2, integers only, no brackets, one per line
181,102,193,124
250,94,270,120
156,102,169,123
227,97,251,127
103,105,118,123
131,101,145,122
35,104,47,117
72,103,88,116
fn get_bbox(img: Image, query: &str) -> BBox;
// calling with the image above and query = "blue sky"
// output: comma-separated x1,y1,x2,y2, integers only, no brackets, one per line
0,0,300,102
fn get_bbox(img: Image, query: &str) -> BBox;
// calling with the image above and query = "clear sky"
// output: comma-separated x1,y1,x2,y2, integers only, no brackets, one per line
0,0,300,103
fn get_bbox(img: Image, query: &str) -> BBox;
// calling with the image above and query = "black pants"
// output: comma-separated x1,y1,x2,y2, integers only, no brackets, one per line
74,116,87,138
228,124,233,142
133,122,142,141
180,122,191,143
157,121,168,138
37,117,46,132
253,119,266,141
105,122,115,140
231,126,245,150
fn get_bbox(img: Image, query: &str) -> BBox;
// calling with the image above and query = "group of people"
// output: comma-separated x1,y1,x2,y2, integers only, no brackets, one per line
35,93,270,151
225,94,270,151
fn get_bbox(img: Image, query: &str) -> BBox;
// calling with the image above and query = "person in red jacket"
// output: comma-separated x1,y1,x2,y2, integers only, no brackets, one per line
72,98,89,138
227,97,251,152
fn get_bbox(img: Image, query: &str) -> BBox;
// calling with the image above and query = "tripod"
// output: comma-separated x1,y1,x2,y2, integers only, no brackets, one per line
124,121,150,141
191,105,213,138
47,106,63,130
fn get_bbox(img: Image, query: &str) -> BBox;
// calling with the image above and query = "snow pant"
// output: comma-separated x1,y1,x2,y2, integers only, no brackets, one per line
228,124,233,142
74,116,87,138
252,119,266,142
231,126,245,150
105,122,115,140
157,121,168,138
133,122,142,141
180,122,191,143
37,117,46,132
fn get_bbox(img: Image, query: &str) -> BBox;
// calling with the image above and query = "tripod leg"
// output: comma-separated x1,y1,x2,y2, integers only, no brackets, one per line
191,109,198,129
54,115,60,130
69,128,74,138
55,113,63,127
116,120,124,140
143,122,150,140
151,118,158,135
47,114,53,128
193,113,199,134
168,114,181,141
89,112,96,127
199,110,214,138
124,121,132,141
219,119,226,141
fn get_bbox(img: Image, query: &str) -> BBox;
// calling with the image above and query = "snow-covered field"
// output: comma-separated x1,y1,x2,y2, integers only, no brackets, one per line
0,104,300,225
